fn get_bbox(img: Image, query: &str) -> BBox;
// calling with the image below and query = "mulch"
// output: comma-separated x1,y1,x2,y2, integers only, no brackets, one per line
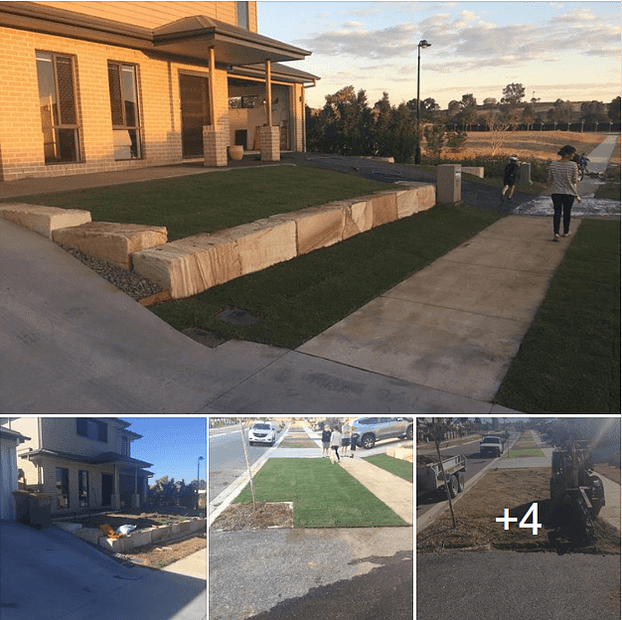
211,502,293,531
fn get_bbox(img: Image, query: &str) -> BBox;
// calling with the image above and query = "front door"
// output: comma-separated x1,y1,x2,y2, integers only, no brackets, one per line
102,473,113,506
180,74,210,159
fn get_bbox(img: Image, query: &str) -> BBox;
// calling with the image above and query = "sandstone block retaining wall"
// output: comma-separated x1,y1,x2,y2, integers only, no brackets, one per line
133,182,436,299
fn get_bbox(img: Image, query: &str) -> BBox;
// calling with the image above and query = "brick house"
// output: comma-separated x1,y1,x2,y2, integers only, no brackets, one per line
0,1,317,182
1,417,153,515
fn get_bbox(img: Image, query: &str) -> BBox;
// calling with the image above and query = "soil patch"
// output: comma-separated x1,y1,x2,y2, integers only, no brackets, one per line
417,467,620,554
279,439,318,449
594,463,621,485
211,502,293,531
122,534,206,569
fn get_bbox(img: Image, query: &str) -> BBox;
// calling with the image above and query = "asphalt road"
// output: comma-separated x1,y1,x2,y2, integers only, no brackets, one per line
417,549,620,620
209,426,283,502
416,432,519,520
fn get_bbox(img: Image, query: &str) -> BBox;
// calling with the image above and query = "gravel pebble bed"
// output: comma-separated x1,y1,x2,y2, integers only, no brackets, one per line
58,243,165,301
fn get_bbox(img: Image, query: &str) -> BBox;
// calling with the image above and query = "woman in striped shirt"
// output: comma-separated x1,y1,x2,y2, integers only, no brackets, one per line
547,145,581,241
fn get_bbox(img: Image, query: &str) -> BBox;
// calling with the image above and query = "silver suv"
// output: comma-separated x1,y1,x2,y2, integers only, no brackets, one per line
350,417,413,450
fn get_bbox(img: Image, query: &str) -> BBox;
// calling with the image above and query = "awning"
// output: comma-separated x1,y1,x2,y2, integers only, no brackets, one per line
19,448,152,471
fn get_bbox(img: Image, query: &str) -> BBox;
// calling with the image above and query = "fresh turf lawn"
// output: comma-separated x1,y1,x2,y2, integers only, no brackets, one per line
6,167,388,241
149,202,503,348
362,454,413,483
495,219,620,413
233,458,408,528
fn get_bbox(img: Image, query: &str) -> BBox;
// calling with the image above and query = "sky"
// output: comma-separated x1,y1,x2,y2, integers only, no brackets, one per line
256,1,621,110
122,417,207,484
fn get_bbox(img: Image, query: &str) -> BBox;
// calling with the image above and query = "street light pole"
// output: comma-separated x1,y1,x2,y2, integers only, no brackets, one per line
197,455,204,486
415,39,431,165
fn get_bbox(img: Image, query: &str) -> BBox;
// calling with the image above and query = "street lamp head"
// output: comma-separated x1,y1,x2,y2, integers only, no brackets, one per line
419,39,431,49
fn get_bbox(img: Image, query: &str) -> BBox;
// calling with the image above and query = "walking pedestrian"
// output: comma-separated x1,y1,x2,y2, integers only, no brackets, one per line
500,155,520,203
341,424,351,458
321,425,331,458
330,427,342,463
350,433,358,458
548,145,581,241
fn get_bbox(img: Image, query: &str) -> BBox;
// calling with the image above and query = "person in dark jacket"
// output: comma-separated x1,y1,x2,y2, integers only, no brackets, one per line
500,155,520,203
321,426,332,457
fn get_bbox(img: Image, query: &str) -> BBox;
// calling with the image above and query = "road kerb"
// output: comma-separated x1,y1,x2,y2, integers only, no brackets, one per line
416,435,520,534
208,423,291,527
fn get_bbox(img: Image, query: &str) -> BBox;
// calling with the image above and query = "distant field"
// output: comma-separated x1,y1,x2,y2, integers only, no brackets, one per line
448,131,620,162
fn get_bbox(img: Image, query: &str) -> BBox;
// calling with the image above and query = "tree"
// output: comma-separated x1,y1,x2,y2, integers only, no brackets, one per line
420,418,459,528
446,100,461,119
483,110,515,155
547,99,574,123
501,83,525,105
580,101,607,123
608,96,621,122
423,121,447,158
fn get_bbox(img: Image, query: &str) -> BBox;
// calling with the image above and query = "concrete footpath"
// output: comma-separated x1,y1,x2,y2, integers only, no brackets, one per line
1,213,573,414
1,145,609,413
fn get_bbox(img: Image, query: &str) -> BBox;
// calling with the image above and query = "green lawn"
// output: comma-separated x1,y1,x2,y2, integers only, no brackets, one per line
149,202,503,348
495,219,620,413
234,458,407,528
6,167,388,241
362,454,413,483
504,448,545,458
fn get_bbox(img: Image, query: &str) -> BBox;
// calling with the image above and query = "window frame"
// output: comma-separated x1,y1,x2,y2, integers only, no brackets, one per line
107,60,143,160
237,1,249,29
76,418,108,443
35,50,82,164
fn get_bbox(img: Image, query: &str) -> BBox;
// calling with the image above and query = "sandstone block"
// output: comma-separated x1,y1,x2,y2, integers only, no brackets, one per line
73,528,104,545
53,221,168,270
0,203,91,238
279,203,346,255
214,217,297,275
133,232,241,299
368,192,398,227
343,199,373,239
463,166,485,178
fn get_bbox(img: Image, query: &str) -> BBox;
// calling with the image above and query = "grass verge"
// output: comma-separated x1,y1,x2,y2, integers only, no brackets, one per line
505,448,545,458
363,454,413,483
149,202,503,349
495,219,620,413
234,458,407,528
4,166,388,241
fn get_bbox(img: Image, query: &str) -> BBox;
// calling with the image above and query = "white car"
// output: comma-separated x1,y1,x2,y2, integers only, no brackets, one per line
248,422,276,446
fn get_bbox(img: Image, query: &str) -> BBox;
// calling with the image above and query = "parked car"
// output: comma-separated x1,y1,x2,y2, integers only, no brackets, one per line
480,436,503,458
350,417,414,450
248,422,276,446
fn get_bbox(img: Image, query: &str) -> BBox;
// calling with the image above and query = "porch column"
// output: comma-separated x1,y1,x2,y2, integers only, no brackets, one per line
260,59,280,162
204,45,228,167
131,467,140,509
111,464,120,509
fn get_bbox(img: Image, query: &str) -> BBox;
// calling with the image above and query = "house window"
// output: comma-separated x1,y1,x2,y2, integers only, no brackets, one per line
55,467,69,509
121,436,129,456
78,470,89,507
76,419,108,443
237,2,249,29
36,51,81,163
108,62,142,160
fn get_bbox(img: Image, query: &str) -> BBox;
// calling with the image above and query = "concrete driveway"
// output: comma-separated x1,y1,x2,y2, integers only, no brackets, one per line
0,521,206,620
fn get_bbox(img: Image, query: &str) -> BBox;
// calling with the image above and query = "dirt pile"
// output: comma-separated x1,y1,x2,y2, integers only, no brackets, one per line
211,502,294,531
417,468,620,554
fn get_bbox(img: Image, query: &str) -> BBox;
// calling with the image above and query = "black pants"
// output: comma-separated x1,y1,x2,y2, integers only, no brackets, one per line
551,193,575,235
332,446,340,461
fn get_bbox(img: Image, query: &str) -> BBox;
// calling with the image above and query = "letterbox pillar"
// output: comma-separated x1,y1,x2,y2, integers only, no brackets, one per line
437,164,461,203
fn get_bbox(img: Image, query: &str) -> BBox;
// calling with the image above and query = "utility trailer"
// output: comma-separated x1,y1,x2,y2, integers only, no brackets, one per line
417,454,467,500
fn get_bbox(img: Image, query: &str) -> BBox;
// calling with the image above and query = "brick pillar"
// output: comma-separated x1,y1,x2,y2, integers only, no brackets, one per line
260,125,281,162
203,125,228,167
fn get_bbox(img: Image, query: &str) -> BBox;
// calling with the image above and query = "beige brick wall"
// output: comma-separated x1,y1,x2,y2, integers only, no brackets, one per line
0,26,232,181
33,1,258,31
